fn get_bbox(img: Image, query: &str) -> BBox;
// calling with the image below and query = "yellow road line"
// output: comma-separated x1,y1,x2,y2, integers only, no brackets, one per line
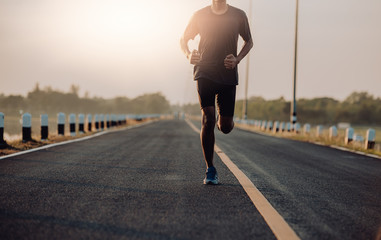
185,119,301,240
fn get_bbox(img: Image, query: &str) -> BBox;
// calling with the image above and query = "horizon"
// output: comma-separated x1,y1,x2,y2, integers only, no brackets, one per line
1,83,378,105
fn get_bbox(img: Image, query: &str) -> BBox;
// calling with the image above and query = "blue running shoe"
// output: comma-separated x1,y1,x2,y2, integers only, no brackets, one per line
204,166,219,185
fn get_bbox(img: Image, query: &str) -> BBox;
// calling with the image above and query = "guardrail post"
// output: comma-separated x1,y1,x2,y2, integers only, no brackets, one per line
58,112,65,135
117,114,122,126
329,126,338,139
345,127,354,144
78,114,85,133
267,121,273,131
112,114,116,127
294,123,301,133
87,114,92,132
100,114,105,130
106,114,110,128
316,125,323,137
303,123,310,135
273,121,279,133
365,129,376,150
261,121,267,131
286,122,291,132
22,113,32,142
69,114,76,136
95,114,99,130
0,112,6,145
280,122,285,132
41,114,48,140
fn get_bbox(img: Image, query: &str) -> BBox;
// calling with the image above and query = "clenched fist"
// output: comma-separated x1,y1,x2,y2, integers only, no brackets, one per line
224,54,238,69
188,50,201,65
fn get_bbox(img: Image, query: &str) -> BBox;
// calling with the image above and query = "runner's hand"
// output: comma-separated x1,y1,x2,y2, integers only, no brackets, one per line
188,50,201,65
224,54,238,69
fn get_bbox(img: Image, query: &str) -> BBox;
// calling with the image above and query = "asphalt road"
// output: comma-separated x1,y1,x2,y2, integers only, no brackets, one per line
0,119,380,240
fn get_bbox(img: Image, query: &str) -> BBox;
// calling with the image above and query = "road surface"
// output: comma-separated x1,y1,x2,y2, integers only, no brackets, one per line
0,119,380,240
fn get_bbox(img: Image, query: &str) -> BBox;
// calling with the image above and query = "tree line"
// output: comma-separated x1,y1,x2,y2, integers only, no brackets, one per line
1,85,380,125
0,84,171,117
182,92,381,125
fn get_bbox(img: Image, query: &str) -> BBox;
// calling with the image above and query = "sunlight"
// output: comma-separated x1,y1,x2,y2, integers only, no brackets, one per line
45,0,192,72
64,1,166,48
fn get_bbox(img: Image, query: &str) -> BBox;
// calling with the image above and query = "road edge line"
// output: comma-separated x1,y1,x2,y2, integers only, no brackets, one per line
0,121,154,160
185,119,301,240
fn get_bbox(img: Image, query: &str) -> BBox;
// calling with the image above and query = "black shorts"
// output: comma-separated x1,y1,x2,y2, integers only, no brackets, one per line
197,79,236,117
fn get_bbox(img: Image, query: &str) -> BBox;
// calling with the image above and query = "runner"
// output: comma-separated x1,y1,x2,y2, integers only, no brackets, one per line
180,0,253,184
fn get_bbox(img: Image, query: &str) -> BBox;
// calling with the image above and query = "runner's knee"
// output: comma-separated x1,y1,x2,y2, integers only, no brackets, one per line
202,114,216,130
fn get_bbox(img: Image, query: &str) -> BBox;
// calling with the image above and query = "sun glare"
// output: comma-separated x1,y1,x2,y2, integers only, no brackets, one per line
48,0,191,68
63,2,161,46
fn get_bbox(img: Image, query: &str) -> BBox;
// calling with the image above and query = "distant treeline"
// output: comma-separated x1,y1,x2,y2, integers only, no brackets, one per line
2,85,380,125
183,92,381,125
0,84,171,117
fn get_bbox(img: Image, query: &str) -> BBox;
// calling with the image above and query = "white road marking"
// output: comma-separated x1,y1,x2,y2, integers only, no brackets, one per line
186,119,301,240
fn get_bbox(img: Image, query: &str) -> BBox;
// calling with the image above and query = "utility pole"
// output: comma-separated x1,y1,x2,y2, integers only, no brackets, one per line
243,0,252,120
291,0,299,125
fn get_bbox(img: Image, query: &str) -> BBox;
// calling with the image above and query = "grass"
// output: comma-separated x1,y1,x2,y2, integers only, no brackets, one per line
350,126,381,143
236,123,381,158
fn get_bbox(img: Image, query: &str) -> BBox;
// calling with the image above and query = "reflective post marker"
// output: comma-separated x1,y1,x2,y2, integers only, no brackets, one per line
78,114,85,133
69,114,76,136
365,129,376,150
294,123,301,133
345,127,354,144
58,113,65,135
95,114,99,130
87,114,92,132
0,113,5,144
22,113,32,142
316,125,323,137
41,114,49,140
273,121,280,133
303,124,311,135
329,126,338,139
106,114,110,128
100,114,105,130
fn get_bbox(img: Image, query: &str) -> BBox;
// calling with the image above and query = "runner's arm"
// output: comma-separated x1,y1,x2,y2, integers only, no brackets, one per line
180,36,200,65
180,36,192,60
237,38,253,64
224,38,253,69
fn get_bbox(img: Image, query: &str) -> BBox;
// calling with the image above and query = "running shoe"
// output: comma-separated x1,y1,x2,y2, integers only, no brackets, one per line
204,166,219,185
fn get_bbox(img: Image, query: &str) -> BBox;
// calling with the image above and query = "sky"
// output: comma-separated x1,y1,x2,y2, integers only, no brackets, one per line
0,0,380,104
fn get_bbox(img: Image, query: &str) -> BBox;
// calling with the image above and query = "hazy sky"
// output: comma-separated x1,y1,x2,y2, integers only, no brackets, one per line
1,0,380,104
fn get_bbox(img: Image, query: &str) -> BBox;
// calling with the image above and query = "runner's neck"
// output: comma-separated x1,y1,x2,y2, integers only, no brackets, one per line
211,2,228,15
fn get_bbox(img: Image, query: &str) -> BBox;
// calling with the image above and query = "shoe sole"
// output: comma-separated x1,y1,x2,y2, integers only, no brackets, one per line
204,179,219,185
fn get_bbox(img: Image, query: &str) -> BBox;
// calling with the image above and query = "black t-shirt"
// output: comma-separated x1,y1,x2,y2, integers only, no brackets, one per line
184,5,252,85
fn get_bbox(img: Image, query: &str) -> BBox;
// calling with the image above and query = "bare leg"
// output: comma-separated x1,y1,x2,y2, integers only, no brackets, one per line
200,106,216,168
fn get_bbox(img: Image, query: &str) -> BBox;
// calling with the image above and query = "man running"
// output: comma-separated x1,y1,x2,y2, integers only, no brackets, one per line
180,0,253,184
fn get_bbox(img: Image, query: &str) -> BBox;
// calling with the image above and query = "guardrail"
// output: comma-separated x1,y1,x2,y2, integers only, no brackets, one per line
0,112,162,145
235,118,377,151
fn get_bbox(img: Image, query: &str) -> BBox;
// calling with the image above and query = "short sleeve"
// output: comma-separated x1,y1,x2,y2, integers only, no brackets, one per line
183,13,199,40
239,12,252,42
